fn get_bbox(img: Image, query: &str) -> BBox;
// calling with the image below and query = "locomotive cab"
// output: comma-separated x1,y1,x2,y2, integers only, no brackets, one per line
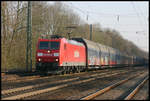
36,38,61,72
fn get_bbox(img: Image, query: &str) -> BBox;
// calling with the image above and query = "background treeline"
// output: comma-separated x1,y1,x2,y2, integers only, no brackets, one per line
1,1,148,72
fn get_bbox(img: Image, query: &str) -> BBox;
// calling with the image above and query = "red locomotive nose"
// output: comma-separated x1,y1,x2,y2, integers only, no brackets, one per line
36,39,60,63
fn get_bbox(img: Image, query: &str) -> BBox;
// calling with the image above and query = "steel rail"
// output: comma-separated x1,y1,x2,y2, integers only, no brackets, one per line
2,75,50,83
124,76,149,100
80,72,145,100
2,77,79,95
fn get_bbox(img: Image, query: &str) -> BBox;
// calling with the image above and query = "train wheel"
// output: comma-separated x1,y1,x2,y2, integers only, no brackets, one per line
70,67,73,73
62,67,66,75
78,68,80,73
71,67,74,73
61,71,64,75
64,70,67,74
72,67,76,73
68,68,71,74
76,67,79,73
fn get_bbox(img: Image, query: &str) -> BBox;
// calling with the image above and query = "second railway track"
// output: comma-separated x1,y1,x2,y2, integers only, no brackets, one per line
80,71,148,100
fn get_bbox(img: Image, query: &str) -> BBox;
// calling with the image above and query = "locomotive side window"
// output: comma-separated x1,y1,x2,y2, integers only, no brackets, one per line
39,41,60,50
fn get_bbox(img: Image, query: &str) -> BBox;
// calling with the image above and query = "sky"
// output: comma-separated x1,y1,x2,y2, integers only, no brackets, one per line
49,1,149,52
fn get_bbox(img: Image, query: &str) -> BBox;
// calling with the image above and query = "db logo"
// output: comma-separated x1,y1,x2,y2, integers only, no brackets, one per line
74,51,79,58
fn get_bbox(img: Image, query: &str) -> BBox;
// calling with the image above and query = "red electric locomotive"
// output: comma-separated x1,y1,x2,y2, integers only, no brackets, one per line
36,35,147,74
36,36,86,74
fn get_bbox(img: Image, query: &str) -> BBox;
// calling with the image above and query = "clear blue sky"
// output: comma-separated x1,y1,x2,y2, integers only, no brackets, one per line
49,1,149,52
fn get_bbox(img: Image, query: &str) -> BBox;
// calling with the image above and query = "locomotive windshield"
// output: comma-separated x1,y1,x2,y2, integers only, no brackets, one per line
39,41,60,50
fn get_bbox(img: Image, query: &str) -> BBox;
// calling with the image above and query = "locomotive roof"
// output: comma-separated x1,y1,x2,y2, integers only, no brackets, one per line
38,38,62,41
38,38,84,46
67,39,85,47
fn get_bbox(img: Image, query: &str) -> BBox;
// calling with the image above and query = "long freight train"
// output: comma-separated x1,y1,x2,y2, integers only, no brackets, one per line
36,35,147,74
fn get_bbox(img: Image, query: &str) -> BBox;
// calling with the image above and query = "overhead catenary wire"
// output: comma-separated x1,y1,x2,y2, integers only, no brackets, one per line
68,3,131,29
80,10,148,17
69,3,102,24
68,2,147,18
133,2,148,26
68,2,148,36
130,2,147,34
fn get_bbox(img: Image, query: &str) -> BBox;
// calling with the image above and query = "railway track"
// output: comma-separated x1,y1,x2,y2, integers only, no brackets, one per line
124,76,149,100
2,69,127,92
2,68,129,90
1,66,139,83
1,69,107,83
2,66,142,86
80,71,148,100
2,69,134,100
131,79,149,100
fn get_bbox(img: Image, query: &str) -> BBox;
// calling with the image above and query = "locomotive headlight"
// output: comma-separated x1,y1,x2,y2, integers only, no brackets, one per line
38,58,41,61
55,59,58,61
54,53,59,56
37,53,43,56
